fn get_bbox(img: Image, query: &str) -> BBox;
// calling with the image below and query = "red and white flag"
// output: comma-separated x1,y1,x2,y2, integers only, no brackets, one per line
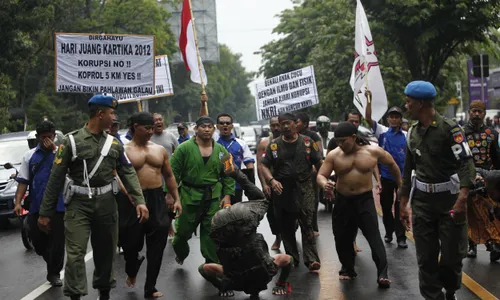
179,0,207,85
349,0,387,122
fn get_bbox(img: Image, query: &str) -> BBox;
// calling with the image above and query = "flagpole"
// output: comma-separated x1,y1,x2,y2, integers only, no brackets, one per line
364,58,371,104
187,0,208,114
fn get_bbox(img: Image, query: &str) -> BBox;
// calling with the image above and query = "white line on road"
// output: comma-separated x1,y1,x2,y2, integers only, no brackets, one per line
20,251,94,300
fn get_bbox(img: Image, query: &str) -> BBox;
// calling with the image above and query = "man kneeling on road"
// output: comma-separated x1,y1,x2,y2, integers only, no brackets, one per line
15,121,65,287
317,121,402,288
120,112,182,299
200,154,293,298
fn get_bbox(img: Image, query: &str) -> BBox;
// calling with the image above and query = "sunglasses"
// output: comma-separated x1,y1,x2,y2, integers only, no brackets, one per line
218,121,232,125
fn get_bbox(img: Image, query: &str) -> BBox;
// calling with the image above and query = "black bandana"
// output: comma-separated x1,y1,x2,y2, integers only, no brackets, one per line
196,116,215,126
129,112,154,126
278,113,297,122
334,121,357,138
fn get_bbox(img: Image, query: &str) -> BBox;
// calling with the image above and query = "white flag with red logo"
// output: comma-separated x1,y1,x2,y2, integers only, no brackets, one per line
349,0,387,122
179,0,207,85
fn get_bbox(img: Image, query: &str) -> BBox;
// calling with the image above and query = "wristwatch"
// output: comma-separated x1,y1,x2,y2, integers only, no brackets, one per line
267,177,275,185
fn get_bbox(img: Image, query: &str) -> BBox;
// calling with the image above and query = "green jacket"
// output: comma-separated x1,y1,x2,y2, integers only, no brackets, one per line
170,137,235,203
401,113,475,197
39,126,145,217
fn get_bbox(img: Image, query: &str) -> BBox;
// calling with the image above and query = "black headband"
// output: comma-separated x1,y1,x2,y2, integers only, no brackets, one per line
130,112,154,126
196,116,214,126
334,121,357,138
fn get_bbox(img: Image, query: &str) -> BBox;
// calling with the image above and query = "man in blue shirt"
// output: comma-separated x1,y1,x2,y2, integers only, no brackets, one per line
365,91,408,249
14,120,65,286
216,113,255,204
177,122,191,144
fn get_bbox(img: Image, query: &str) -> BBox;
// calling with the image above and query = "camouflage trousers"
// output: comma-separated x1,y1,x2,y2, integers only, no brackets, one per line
273,179,319,267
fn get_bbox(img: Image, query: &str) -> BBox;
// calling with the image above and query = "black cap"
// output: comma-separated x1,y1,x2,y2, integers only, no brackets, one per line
387,106,403,116
177,122,187,129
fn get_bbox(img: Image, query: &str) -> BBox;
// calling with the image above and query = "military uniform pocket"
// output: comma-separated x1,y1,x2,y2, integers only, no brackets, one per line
105,148,120,169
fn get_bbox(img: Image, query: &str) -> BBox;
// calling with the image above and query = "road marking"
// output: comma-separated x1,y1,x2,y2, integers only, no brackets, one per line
374,205,498,299
20,251,94,300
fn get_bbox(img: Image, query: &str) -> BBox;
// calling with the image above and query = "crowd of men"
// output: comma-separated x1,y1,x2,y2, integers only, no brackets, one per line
11,79,500,300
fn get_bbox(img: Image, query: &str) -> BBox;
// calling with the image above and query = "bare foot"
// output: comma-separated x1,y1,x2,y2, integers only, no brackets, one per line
271,238,281,250
354,243,362,255
219,290,235,297
126,276,136,288
339,275,354,280
175,257,184,265
151,291,164,298
378,278,391,288
308,261,321,271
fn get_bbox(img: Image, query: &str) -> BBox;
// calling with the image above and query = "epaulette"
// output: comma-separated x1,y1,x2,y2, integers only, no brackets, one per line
443,116,456,128
64,129,80,137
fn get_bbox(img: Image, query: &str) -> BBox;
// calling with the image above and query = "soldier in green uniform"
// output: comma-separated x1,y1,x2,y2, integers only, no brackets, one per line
170,116,235,266
399,81,475,300
38,95,149,300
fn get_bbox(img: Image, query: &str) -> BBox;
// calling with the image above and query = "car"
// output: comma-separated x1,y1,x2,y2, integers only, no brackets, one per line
0,132,31,220
0,130,64,221
240,126,257,153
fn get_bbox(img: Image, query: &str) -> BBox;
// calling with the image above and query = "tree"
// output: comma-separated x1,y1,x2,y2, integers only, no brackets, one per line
362,0,500,82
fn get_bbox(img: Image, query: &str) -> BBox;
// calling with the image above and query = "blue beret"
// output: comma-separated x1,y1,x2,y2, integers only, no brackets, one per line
88,94,118,109
404,81,437,100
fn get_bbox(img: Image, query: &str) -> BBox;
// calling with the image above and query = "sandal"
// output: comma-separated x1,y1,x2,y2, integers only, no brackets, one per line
378,278,391,288
272,280,292,295
145,288,164,298
218,289,234,297
308,261,321,271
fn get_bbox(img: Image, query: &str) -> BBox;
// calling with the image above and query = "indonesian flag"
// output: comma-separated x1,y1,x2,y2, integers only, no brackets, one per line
349,0,387,122
179,0,208,85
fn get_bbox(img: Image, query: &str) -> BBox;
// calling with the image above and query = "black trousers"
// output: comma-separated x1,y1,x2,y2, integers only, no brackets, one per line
380,177,406,242
119,188,171,294
266,195,280,236
231,189,243,205
27,212,65,277
332,191,388,280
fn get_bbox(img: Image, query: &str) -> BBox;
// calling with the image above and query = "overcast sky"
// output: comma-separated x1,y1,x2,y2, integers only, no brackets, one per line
215,0,295,75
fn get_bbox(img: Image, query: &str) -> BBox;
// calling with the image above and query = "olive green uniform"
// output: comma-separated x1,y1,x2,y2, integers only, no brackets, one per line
39,127,145,297
170,137,235,264
401,113,475,300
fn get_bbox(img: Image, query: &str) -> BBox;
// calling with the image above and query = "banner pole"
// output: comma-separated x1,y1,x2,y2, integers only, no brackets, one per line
188,0,208,115
137,99,142,112
364,58,370,104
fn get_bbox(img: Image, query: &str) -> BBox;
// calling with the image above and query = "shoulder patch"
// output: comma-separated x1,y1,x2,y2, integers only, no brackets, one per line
451,127,461,133
270,143,278,151
312,142,319,151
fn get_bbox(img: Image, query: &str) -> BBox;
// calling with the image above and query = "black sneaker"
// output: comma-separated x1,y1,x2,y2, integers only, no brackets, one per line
467,245,477,258
445,292,457,300
47,274,63,287
70,296,81,300
97,289,110,300
397,240,408,249
384,236,393,243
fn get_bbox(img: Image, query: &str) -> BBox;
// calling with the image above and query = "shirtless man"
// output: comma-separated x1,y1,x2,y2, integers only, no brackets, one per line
257,116,282,250
317,121,402,288
120,112,182,299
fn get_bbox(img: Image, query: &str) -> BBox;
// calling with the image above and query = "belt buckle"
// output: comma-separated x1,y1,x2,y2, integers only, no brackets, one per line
429,184,434,193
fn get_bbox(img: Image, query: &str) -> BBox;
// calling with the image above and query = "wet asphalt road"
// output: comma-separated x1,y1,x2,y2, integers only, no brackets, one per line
1,195,499,299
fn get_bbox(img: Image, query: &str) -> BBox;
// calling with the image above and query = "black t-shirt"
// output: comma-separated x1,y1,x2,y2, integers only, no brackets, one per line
327,138,338,152
262,135,322,182
303,130,321,143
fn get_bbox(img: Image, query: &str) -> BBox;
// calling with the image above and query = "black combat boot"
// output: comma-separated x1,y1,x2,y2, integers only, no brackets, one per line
97,289,110,300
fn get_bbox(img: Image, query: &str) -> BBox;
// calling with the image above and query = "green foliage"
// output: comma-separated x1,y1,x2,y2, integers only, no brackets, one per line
259,0,500,120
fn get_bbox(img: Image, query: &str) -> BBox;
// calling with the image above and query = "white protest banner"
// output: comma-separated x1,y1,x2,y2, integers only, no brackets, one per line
55,33,155,94
349,0,388,122
115,55,174,103
255,66,319,121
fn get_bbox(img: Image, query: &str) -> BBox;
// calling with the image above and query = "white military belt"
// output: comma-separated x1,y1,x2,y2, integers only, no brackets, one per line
72,183,113,196
415,179,454,193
